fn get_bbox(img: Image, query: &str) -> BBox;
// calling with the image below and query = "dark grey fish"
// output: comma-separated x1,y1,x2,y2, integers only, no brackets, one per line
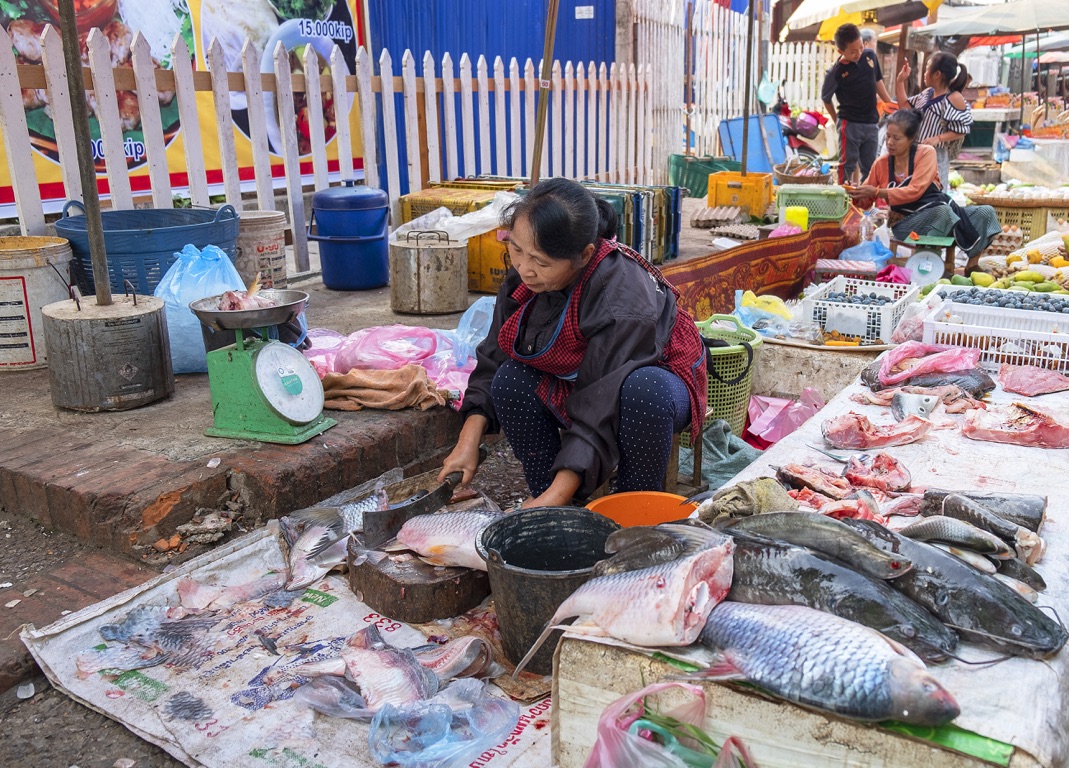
164,691,214,722
861,361,995,397
995,557,1046,592
695,602,960,726
920,489,1046,533
841,519,1067,659
725,531,957,663
723,512,912,580
592,521,719,576
900,515,1016,559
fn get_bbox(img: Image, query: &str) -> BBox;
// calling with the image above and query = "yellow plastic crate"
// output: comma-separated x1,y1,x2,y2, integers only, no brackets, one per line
707,171,773,217
469,229,511,294
399,187,499,222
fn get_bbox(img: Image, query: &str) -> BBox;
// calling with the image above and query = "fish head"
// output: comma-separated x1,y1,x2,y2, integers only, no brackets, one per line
887,660,960,726
891,392,940,421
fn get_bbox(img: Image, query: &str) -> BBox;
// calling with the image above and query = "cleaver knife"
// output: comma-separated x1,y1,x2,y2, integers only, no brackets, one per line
363,471,463,549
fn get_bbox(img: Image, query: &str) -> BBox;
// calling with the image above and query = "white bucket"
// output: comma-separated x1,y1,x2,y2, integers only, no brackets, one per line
235,210,288,289
0,236,73,370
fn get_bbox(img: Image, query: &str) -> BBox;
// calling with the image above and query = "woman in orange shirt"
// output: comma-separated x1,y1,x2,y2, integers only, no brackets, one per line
846,109,999,271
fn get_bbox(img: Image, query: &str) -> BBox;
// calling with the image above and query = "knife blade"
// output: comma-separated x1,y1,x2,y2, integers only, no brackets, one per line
362,471,463,549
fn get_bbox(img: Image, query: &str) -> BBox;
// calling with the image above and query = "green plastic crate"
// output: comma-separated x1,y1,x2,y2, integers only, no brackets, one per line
776,184,850,221
668,154,740,199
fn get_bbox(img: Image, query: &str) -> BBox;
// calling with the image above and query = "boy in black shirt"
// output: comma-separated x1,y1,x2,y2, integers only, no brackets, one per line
821,23,894,184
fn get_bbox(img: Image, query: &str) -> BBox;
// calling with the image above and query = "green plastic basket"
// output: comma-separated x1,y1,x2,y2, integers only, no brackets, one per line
668,155,740,199
775,184,849,221
681,314,763,447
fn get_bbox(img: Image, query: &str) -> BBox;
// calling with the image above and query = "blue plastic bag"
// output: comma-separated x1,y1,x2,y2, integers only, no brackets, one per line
838,238,894,267
452,296,496,367
154,244,245,374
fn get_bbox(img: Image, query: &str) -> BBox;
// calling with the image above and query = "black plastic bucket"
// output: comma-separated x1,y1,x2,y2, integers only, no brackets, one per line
476,507,620,675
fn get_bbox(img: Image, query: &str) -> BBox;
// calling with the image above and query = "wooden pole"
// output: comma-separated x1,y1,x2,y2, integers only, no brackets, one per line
1020,33,1027,129
529,0,561,185
896,25,909,95
741,0,757,175
57,0,111,305
685,1,694,155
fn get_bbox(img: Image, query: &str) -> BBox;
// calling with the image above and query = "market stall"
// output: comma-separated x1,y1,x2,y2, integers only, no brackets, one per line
552,361,1069,767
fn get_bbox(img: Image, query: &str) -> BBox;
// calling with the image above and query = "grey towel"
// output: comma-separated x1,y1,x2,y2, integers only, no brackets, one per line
677,419,763,493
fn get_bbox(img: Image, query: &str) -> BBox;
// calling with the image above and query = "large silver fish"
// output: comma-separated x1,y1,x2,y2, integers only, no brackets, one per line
695,602,960,726
281,515,349,591
513,529,735,676
392,510,502,570
899,515,1015,559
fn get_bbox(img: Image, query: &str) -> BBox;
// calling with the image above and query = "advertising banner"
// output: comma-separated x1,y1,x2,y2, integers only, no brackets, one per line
0,0,365,209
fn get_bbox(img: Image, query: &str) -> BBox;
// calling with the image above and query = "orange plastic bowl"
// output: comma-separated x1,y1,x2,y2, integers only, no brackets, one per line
585,491,697,528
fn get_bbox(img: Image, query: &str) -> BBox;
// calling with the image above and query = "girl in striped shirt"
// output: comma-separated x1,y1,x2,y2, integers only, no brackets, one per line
896,52,973,189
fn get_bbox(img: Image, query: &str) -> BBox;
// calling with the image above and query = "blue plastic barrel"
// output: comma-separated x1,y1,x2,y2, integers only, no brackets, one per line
308,181,390,290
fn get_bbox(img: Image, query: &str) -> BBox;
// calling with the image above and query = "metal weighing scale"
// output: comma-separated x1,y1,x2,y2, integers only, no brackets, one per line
190,290,336,444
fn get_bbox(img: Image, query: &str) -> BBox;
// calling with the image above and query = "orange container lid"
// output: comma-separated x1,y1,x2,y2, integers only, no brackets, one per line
585,491,698,528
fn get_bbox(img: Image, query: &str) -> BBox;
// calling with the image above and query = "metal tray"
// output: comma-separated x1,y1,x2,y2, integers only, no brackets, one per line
189,289,309,330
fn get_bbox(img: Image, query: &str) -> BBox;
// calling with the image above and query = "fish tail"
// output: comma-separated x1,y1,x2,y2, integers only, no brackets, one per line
511,622,559,678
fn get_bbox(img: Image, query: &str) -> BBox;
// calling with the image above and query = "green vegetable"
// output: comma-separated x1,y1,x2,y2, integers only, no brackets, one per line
269,0,335,21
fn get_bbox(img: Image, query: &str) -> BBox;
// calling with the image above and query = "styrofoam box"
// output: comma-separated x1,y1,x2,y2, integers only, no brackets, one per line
922,288,1069,372
802,276,919,343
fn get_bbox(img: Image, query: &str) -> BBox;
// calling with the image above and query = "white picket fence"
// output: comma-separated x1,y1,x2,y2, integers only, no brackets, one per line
768,41,838,114
633,0,686,186
0,25,649,272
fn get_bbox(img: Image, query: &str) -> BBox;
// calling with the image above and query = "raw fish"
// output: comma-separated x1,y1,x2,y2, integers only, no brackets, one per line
725,531,957,663
393,510,502,571
341,624,439,710
919,489,1046,533
891,392,939,421
963,402,1069,449
900,515,1016,559
775,463,853,499
998,364,1069,397
843,452,912,493
695,602,959,725
878,341,981,387
822,412,933,449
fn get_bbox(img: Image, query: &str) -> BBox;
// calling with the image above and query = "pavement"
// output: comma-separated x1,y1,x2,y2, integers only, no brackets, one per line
0,196,723,694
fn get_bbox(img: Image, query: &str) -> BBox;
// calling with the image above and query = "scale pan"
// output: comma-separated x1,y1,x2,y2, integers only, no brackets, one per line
189,289,310,330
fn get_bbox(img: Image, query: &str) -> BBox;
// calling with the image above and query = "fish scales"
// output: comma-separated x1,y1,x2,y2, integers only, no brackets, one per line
396,510,500,570
699,602,960,726
726,533,956,662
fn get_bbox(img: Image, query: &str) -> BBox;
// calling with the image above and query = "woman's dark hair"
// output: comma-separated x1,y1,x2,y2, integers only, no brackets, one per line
887,108,923,141
500,177,618,264
928,51,969,92
834,23,861,51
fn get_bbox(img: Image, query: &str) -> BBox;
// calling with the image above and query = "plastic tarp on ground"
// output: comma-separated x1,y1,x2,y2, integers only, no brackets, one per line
20,526,552,768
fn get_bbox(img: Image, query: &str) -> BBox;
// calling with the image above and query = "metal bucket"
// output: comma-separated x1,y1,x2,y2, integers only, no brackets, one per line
389,230,469,314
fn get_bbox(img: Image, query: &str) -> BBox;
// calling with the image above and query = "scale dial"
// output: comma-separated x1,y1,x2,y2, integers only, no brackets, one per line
905,249,946,286
253,342,325,424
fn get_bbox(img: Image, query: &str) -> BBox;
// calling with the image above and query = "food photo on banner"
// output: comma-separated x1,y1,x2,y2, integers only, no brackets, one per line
0,0,364,210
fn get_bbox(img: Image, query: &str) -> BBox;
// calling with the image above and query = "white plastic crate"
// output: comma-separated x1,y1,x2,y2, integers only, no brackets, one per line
922,300,1069,372
802,276,920,343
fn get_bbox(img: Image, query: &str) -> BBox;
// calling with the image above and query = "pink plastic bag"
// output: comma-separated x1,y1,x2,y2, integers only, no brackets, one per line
301,328,347,378
878,340,981,386
333,325,443,373
584,681,757,768
746,388,826,445
876,264,912,284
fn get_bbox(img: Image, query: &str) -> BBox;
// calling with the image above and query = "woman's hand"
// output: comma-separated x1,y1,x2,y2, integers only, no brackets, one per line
846,185,879,200
921,136,941,147
520,469,582,509
897,61,911,84
438,415,488,487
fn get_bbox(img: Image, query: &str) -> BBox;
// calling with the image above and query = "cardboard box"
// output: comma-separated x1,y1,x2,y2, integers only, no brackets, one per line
551,636,1038,768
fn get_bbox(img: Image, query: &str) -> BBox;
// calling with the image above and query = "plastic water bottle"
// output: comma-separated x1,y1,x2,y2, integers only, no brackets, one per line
860,209,876,242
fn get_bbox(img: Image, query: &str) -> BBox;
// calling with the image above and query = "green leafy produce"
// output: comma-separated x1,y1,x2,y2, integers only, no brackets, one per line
269,0,334,21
